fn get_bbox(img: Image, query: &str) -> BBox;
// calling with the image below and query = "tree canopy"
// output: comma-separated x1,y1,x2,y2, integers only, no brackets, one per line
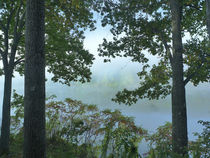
0,0,97,84
96,0,210,156
97,0,209,105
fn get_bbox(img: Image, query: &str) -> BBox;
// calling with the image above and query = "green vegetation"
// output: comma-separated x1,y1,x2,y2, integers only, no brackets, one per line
2,91,209,158
0,0,96,154
7,91,146,158
96,1,209,155
0,0,209,156
189,121,210,158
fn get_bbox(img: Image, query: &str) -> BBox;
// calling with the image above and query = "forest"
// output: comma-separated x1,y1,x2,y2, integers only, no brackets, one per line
0,0,209,158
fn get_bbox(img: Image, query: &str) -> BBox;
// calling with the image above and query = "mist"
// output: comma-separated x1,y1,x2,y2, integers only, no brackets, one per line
0,22,209,141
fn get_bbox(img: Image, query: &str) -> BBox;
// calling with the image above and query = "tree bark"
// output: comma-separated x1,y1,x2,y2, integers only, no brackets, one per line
170,0,188,156
0,69,13,155
23,0,46,157
207,0,210,39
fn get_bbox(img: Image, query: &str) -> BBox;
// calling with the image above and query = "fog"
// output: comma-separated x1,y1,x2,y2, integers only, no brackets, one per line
0,23,209,142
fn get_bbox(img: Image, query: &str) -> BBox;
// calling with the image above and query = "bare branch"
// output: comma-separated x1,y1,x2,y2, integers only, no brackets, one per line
14,57,24,66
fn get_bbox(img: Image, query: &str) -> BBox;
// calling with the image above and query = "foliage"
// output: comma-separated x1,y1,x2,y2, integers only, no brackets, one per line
10,90,24,134
0,1,97,154
44,0,96,85
145,122,173,158
9,91,146,158
145,121,210,158
100,109,146,158
8,92,210,157
96,0,210,104
0,0,97,84
189,121,210,158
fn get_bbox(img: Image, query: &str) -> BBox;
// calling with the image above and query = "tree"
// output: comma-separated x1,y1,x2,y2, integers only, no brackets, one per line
97,0,209,156
23,0,45,157
0,0,96,154
0,1,25,154
169,0,187,155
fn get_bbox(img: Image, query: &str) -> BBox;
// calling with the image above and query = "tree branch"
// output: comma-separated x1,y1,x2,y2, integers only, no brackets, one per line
13,0,23,35
159,32,173,64
0,48,4,57
14,57,25,66
4,4,16,57
9,4,25,67
0,47,8,68
184,73,194,86
184,52,207,86
18,9,26,33
0,20,6,32
184,64,202,86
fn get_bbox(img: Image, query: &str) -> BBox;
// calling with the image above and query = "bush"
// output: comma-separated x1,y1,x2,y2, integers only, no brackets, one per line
9,91,146,158
10,91,209,158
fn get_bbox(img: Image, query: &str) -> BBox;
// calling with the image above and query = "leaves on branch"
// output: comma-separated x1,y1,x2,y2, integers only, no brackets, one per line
97,0,209,105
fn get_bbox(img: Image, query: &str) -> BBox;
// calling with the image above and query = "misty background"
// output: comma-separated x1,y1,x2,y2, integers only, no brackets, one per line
0,20,209,144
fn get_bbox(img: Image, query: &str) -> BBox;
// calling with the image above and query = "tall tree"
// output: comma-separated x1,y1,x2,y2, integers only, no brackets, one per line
0,1,25,154
0,0,96,154
169,0,187,155
23,0,45,157
97,0,209,156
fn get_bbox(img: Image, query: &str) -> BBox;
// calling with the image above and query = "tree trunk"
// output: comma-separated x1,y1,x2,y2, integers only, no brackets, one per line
207,0,210,39
170,0,188,156
23,0,46,157
0,70,13,155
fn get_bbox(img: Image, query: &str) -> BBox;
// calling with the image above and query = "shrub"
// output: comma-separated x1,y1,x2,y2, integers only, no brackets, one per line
10,91,146,158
